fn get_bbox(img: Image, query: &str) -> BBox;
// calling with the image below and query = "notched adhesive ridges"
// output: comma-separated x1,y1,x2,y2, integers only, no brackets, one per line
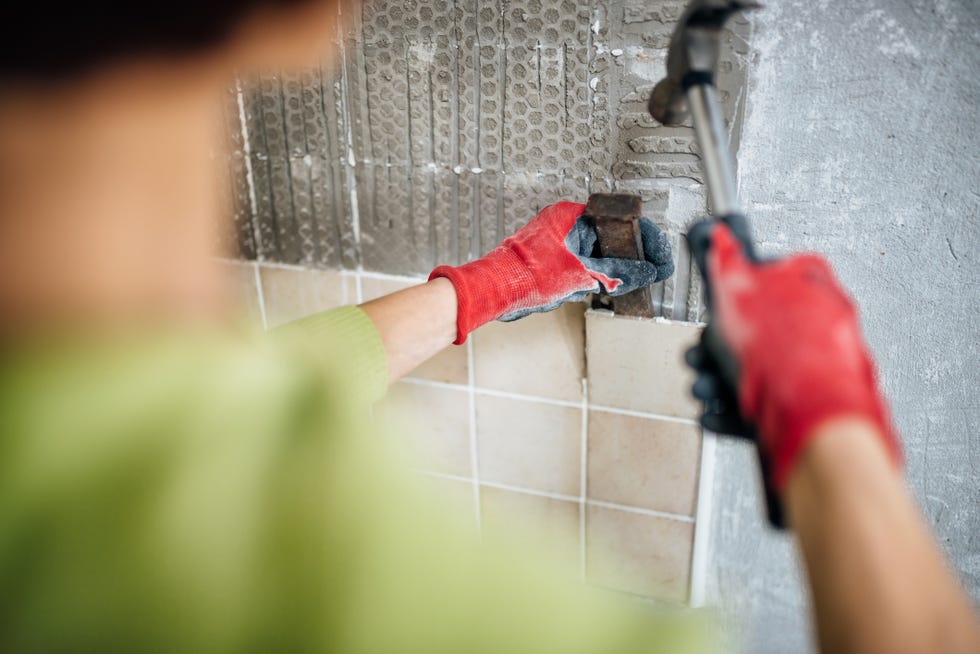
229,0,753,320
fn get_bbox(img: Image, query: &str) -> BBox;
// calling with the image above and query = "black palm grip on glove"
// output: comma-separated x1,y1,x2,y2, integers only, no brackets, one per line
686,213,786,528
499,214,674,322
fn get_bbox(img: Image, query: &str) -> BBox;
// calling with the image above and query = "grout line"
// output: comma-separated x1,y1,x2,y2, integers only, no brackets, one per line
401,377,579,407
586,499,695,524
399,377,700,426
213,255,250,266
479,480,579,503
466,338,481,534
340,270,350,305
585,307,707,328
245,260,336,272
589,404,699,426
358,269,427,283
234,80,262,256
399,377,464,391
419,473,696,525
476,386,581,409
335,3,361,252
223,258,428,308
240,259,428,286
253,262,268,330
579,377,589,580
689,430,716,607
417,470,473,484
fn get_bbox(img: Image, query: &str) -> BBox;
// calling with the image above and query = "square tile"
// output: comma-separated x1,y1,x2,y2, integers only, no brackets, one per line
476,394,582,496
588,410,701,516
259,265,347,328
586,504,693,603
586,310,702,419
473,303,586,402
359,274,470,384
377,382,472,477
218,259,262,325
480,487,580,564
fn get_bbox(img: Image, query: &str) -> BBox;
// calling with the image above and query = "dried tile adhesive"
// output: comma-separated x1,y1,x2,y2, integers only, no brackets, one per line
226,0,753,323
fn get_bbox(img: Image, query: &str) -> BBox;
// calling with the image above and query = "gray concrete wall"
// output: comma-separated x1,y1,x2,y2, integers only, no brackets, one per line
705,1,980,652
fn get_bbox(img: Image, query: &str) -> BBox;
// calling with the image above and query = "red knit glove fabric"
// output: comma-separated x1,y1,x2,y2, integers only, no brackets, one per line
708,225,903,491
429,202,620,345
430,201,624,345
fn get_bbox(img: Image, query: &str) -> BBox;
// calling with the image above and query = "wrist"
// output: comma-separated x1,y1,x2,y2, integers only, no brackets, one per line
785,416,904,524
425,277,460,345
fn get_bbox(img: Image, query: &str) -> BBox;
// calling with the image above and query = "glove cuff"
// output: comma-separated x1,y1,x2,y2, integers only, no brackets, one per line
761,362,904,492
429,247,536,345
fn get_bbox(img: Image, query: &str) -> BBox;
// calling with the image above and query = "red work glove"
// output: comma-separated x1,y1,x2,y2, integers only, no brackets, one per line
430,201,674,344
698,224,903,493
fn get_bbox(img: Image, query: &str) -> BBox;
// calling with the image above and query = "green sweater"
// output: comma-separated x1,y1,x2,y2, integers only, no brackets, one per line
0,306,712,653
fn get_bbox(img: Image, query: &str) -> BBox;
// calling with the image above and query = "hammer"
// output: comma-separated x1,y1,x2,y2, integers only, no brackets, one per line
648,0,787,527
649,0,759,228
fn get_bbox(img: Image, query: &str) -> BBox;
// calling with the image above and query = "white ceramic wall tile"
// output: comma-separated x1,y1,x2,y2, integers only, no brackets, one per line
476,394,582,496
245,262,709,605
258,265,347,327
480,487,580,565
588,410,701,516
586,504,694,603
586,310,702,419
473,303,586,402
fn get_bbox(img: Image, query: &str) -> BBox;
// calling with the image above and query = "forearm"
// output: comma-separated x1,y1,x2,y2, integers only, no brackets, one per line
785,418,980,654
358,277,458,383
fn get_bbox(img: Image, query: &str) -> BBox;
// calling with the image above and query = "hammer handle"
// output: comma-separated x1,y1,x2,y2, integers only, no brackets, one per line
687,83,740,217
689,214,785,528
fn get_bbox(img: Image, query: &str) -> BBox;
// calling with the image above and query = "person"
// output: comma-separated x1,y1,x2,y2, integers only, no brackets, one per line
0,2,976,653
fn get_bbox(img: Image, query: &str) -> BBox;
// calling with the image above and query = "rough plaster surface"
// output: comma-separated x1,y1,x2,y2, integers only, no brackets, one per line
226,0,752,321
706,1,980,652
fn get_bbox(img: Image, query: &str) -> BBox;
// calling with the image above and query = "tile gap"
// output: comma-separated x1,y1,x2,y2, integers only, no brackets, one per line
586,499,695,524
253,262,268,330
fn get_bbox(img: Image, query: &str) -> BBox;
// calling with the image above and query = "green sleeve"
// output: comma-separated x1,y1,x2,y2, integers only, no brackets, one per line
0,328,715,654
279,305,389,404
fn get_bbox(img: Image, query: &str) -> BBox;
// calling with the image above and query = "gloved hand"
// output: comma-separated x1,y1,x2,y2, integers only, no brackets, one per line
430,201,674,344
687,223,903,493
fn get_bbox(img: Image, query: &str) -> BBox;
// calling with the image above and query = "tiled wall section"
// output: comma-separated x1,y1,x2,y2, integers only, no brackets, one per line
222,0,753,323
225,258,708,605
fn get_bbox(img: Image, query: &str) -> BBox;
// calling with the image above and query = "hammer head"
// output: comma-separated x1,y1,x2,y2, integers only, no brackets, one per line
648,0,760,125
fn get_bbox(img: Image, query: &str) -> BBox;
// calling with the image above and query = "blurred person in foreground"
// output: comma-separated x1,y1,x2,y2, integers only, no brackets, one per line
0,3,976,654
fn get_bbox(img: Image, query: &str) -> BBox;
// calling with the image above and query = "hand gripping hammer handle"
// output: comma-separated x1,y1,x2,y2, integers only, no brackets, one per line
649,0,785,527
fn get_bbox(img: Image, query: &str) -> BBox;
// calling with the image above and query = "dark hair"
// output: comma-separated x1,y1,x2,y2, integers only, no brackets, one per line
0,2,307,81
